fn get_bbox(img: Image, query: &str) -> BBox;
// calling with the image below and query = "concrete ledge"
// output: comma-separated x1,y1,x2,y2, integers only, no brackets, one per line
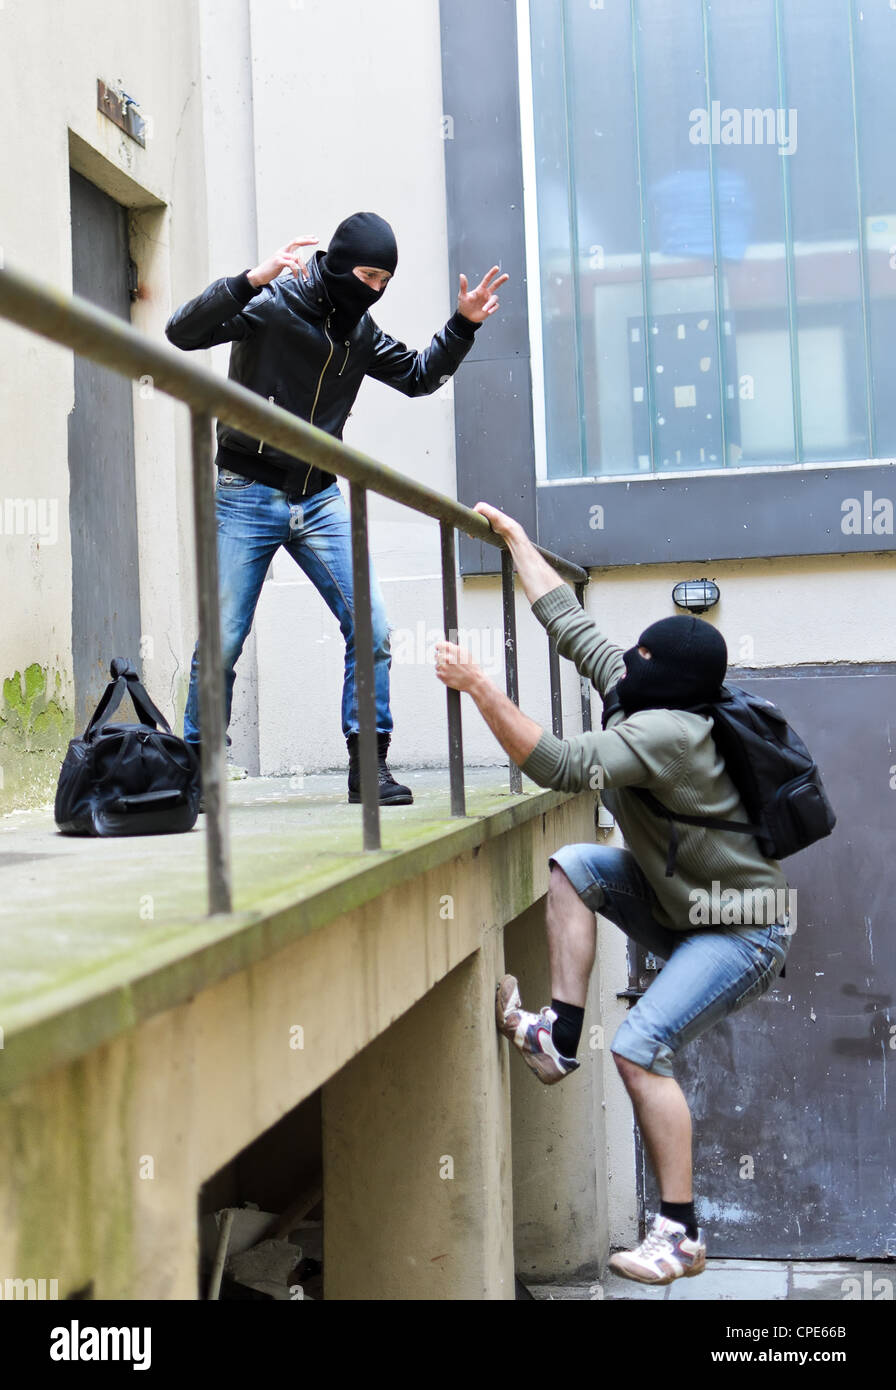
0,772,583,1097
0,777,597,1297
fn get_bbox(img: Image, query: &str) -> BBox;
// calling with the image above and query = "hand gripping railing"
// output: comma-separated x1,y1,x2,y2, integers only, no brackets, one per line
0,262,589,914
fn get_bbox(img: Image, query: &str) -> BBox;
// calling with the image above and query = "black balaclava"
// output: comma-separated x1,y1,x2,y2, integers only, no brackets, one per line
615,615,728,715
318,212,398,336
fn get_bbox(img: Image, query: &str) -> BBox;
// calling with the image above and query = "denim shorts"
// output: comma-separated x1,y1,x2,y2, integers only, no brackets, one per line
549,844,792,1078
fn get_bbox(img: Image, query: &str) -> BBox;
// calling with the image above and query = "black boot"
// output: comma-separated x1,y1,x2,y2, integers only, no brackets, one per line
347,732,413,805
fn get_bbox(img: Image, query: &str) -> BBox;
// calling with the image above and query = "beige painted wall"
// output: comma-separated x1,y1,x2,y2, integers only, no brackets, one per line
0,0,209,809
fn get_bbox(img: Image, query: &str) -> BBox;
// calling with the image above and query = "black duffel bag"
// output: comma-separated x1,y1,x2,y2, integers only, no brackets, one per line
55,658,201,836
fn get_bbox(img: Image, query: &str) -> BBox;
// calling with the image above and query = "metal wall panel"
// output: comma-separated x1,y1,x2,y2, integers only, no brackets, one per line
439,0,536,576
536,462,896,568
635,664,896,1258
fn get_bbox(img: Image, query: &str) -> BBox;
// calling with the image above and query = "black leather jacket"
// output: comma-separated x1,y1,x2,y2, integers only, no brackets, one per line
165,251,479,495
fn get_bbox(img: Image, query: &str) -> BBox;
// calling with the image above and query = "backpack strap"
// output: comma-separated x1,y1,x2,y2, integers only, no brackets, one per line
633,787,763,877
601,683,624,729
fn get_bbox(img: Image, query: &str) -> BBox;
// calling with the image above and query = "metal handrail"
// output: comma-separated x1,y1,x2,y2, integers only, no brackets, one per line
0,261,591,913
0,265,586,582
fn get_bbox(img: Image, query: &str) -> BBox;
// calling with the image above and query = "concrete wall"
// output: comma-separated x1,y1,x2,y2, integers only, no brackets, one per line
0,0,209,810
196,0,263,772
245,0,516,776
504,896,609,1285
0,0,578,804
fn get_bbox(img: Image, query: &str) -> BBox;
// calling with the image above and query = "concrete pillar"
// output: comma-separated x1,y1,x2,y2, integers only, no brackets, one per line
322,930,514,1300
503,897,609,1285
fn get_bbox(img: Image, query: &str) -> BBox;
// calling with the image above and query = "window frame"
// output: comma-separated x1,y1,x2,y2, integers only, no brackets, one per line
439,0,896,576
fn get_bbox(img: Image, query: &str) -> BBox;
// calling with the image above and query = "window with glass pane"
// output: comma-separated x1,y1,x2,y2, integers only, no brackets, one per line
527,0,896,479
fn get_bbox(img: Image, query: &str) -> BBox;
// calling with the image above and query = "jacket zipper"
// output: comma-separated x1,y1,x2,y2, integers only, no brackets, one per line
258,395,275,453
303,315,334,494
338,340,350,377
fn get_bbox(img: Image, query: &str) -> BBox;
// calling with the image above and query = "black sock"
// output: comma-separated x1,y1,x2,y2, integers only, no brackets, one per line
550,999,584,1058
660,1200,698,1241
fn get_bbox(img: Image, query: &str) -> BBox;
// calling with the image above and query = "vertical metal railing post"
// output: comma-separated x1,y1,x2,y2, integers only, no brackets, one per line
501,549,523,794
349,483,381,851
575,581,593,732
440,522,466,817
548,636,563,737
191,410,232,915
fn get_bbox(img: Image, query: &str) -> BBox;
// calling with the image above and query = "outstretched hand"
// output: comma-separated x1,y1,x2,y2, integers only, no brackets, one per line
457,266,509,323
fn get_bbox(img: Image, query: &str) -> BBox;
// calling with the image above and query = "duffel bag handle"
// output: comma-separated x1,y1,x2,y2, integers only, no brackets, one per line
84,658,174,738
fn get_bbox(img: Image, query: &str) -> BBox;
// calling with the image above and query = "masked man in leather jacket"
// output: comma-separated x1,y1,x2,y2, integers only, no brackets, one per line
166,211,507,803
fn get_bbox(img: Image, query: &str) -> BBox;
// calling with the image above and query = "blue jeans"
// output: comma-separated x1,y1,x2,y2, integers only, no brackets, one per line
548,844,791,1078
183,471,393,744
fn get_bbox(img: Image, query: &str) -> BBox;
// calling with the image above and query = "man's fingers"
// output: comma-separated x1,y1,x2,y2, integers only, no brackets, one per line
287,236,319,249
477,265,502,291
459,272,468,293
435,640,468,665
278,251,310,280
474,502,501,531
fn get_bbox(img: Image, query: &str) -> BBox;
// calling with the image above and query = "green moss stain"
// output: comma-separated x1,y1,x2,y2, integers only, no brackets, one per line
0,663,72,813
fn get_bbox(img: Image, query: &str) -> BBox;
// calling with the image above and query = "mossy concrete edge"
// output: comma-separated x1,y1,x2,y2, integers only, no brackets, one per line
0,786,582,1096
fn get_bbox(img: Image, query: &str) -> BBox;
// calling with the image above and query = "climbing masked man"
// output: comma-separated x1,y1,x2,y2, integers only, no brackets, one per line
166,212,507,803
435,501,791,1287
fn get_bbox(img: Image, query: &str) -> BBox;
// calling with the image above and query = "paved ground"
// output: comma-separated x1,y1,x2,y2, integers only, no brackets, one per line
527,1259,895,1301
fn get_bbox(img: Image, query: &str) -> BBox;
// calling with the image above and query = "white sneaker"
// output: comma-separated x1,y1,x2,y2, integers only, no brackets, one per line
609,1214,706,1285
495,975,580,1086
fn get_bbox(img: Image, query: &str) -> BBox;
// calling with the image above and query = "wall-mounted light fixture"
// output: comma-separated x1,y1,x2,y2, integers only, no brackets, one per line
672,578,720,614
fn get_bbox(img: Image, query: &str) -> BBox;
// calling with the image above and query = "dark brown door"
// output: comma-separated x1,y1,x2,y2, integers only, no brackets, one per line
67,169,142,731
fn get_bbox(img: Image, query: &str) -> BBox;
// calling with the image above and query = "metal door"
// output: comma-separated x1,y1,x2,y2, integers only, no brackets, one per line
632,665,896,1258
67,169,142,730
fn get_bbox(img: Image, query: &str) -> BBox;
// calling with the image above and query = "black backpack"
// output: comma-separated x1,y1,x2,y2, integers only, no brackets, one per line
55,658,201,836
601,682,836,877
